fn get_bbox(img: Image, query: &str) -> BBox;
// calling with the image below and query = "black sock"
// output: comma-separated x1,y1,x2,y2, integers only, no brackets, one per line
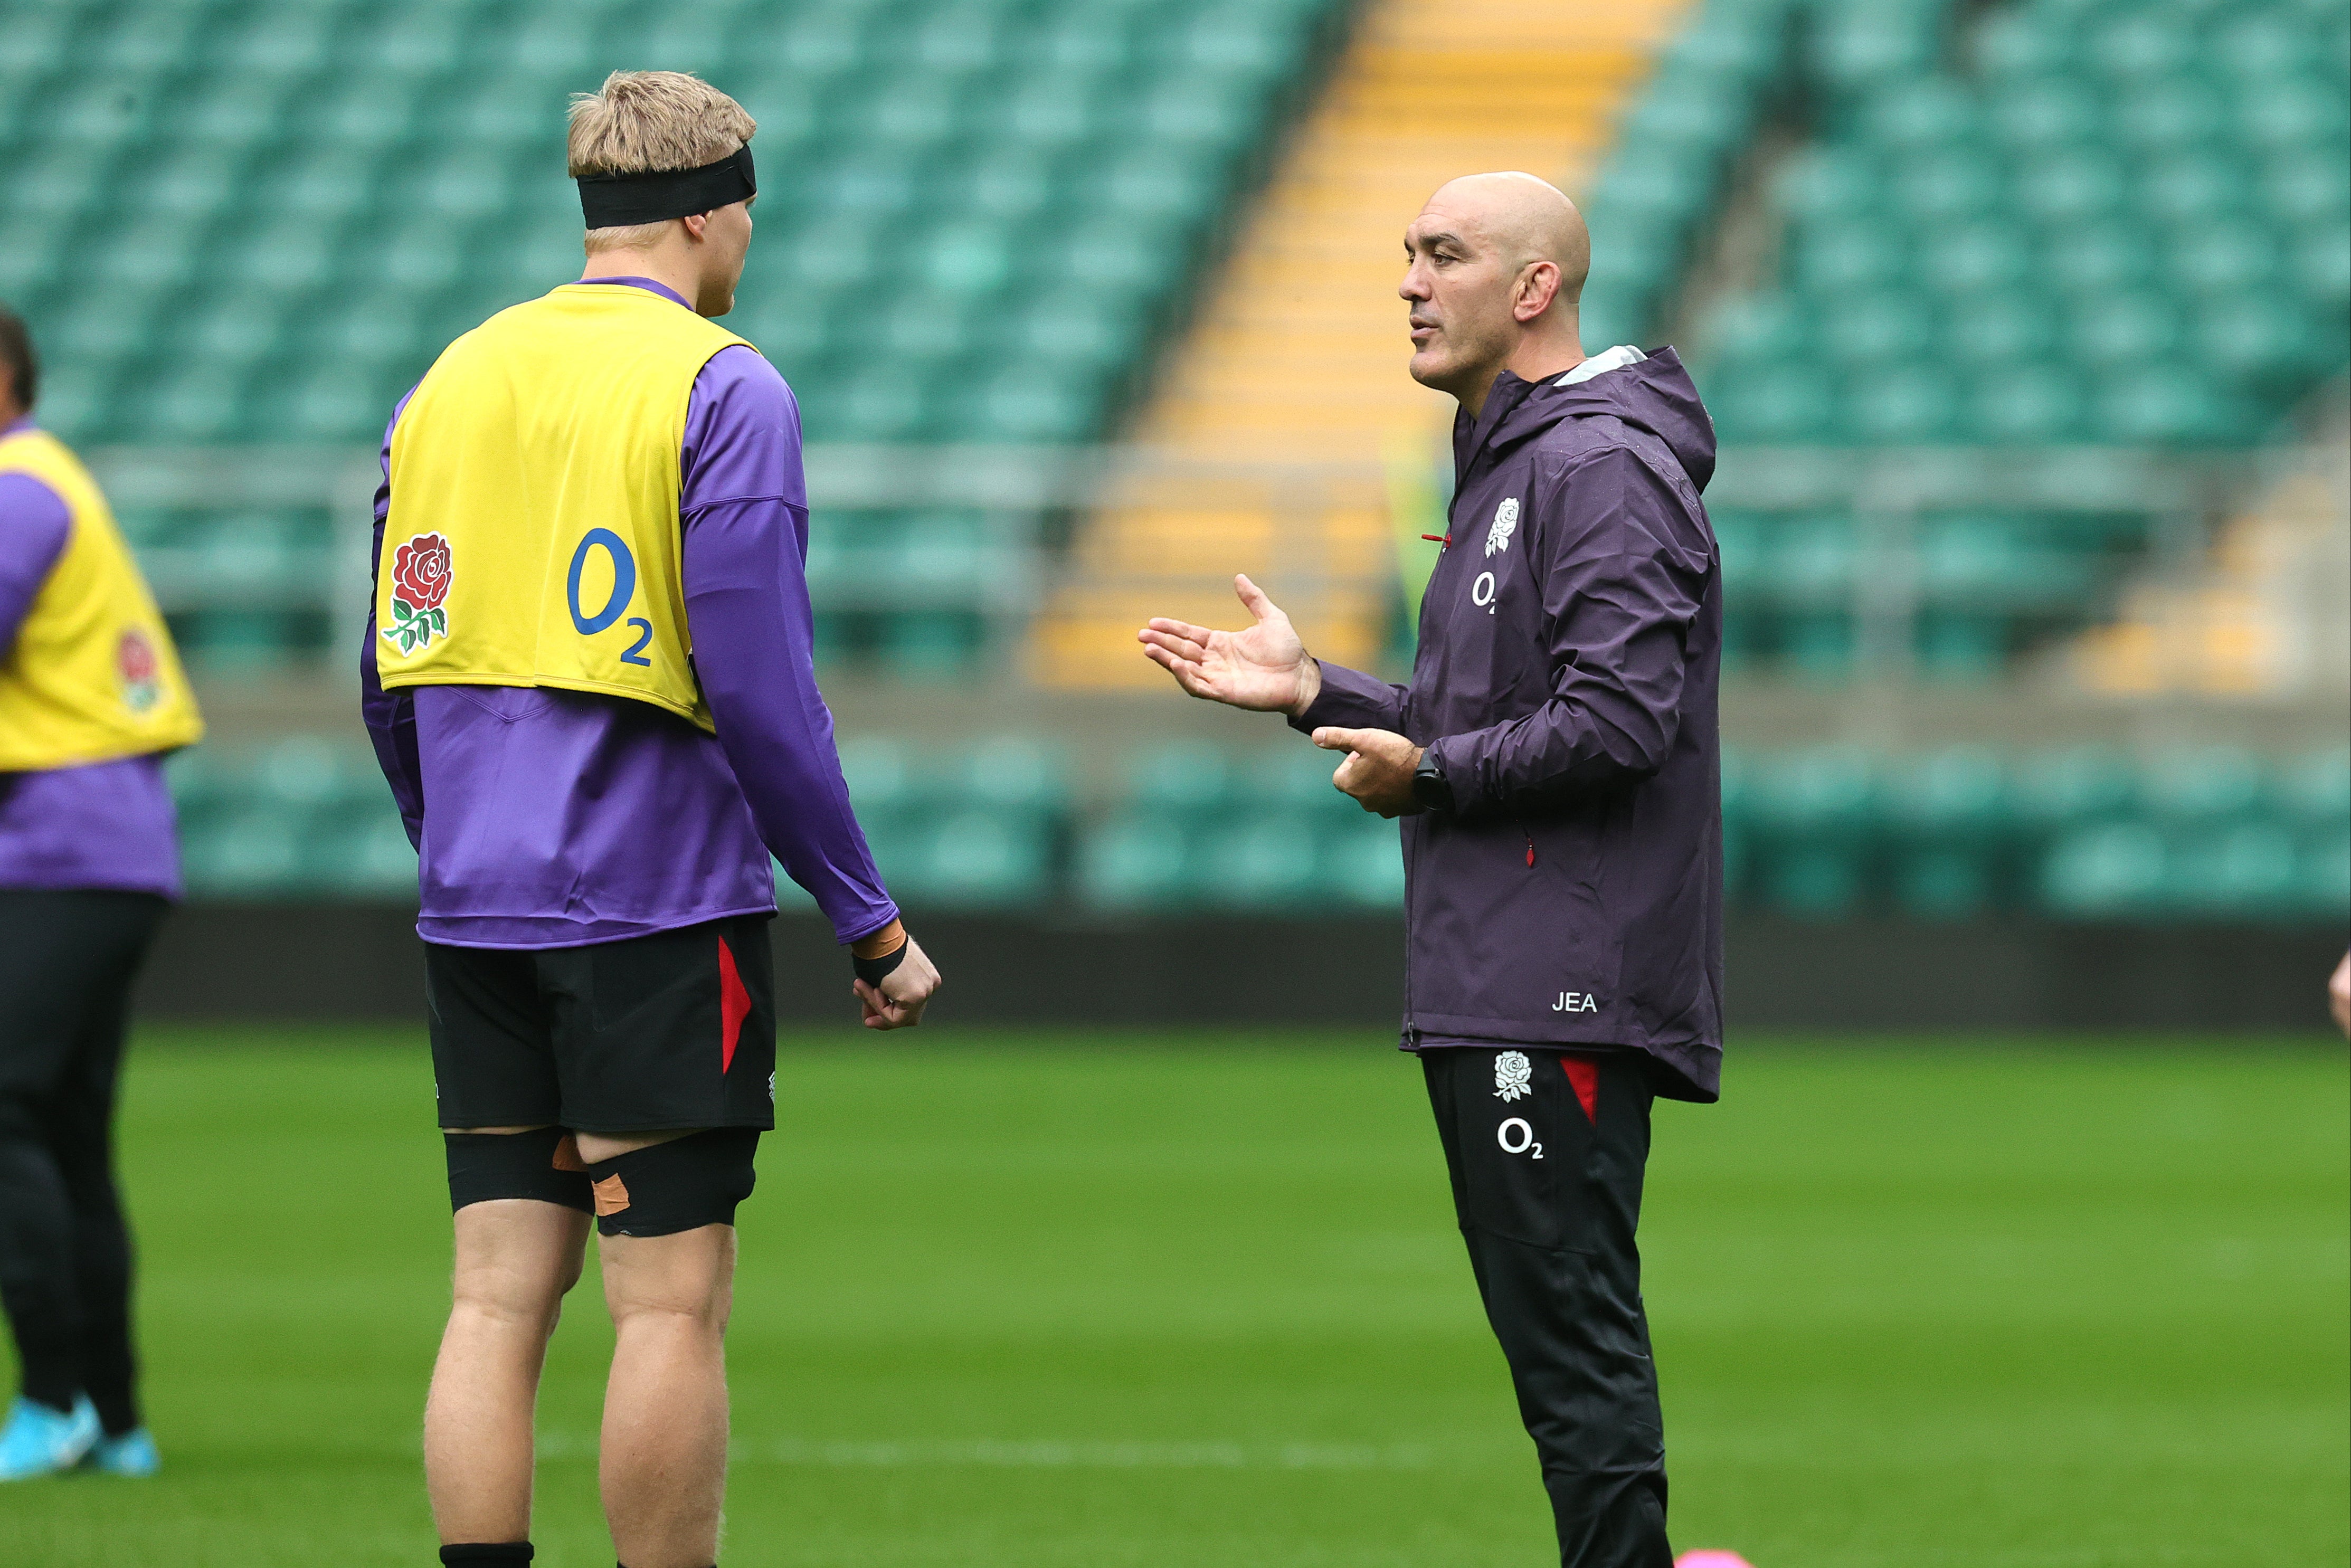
439,1546,533,1565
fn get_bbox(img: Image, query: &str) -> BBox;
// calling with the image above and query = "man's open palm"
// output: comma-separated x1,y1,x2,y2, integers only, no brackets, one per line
1137,575,1319,715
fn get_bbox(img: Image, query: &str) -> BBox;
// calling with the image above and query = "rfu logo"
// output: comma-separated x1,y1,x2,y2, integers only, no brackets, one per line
1553,991,1599,1013
1492,1050,1532,1102
1485,497,1519,557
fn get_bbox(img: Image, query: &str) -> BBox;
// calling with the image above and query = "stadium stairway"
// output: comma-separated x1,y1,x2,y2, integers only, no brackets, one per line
2069,394,2351,698
1029,0,1695,690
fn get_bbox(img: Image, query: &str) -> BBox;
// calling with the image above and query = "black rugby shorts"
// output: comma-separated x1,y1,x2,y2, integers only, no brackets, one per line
426,914,778,1133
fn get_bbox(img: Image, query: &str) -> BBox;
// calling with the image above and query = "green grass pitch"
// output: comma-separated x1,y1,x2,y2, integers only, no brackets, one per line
3,1031,2344,1566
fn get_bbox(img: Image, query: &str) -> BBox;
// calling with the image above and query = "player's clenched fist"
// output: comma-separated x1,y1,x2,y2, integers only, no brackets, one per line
851,923,941,1029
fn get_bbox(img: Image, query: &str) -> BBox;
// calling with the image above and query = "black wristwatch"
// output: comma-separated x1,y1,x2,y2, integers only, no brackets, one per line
1410,750,1452,815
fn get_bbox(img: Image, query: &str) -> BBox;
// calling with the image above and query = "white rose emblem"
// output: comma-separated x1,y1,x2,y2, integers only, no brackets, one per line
1485,497,1519,557
1493,1050,1532,1102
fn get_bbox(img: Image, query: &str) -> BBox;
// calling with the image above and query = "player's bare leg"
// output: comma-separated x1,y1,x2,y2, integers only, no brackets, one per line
584,1129,737,1568
425,1186,591,1544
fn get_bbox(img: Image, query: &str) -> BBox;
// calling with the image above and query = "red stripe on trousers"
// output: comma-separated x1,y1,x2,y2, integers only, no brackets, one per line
1560,1054,1598,1123
718,936,751,1074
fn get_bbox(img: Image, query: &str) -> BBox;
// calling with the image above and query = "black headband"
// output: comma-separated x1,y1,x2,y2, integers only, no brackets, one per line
577,145,755,228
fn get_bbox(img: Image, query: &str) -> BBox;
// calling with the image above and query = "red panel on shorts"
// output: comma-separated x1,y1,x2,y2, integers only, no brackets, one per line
1560,1055,1598,1124
718,936,752,1073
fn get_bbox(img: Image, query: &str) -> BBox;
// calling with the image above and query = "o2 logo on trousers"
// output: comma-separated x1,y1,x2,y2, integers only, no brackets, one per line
567,528,655,666
1497,1117,1543,1160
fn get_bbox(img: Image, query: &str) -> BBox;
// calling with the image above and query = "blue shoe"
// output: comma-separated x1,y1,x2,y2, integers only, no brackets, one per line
0,1395,100,1480
80,1427,159,1476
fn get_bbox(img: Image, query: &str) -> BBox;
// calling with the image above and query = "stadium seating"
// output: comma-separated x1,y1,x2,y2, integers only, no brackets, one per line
175,737,2349,921
2,0,1353,672
1580,0,2351,678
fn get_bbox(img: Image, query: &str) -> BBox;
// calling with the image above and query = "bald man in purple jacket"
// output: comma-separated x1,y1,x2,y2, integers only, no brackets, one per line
1141,174,1722,1568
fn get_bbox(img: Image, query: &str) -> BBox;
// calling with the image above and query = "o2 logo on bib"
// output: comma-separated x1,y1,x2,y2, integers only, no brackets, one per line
381,531,453,655
567,529,655,667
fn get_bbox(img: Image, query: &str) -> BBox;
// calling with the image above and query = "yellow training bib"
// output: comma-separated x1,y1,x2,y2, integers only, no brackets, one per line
377,283,754,730
0,428,204,772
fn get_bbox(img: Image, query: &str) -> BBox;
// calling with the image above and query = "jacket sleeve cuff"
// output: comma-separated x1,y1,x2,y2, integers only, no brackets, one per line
832,901,902,947
1286,660,1404,735
1424,734,1472,814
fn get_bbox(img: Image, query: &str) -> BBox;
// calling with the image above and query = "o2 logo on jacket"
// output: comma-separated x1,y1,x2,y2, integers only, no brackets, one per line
567,529,655,667
382,532,453,655
1484,497,1519,557
117,628,160,713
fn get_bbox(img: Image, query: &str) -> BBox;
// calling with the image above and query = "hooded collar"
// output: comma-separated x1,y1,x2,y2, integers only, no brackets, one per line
1451,346,1716,494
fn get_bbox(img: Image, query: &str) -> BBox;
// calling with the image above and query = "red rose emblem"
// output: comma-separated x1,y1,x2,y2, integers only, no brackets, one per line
382,533,453,655
117,629,159,685
393,533,453,613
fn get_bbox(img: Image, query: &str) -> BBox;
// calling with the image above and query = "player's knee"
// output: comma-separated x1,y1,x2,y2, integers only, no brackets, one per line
581,1127,757,1241
444,1126,595,1215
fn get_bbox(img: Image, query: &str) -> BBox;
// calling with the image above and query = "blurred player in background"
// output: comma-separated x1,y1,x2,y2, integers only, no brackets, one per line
1140,174,1722,1567
362,73,939,1568
0,305,201,1481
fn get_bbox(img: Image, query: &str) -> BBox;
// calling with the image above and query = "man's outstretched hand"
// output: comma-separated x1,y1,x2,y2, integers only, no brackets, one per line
1312,727,1424,817
1139,575,1323,716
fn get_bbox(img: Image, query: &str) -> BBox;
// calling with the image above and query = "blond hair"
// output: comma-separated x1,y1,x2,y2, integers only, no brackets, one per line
567,71,756,254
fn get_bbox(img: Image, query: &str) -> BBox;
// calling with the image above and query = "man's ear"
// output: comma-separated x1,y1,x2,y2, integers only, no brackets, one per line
680,212,709,243
1514,261,1561,322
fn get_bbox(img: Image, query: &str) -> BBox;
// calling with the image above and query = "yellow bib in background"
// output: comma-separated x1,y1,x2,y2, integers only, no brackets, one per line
378,284,753,730
0,429,204,772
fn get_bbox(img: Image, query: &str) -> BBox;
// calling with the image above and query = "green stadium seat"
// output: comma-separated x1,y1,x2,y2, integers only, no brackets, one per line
2278,750,2351,828
878,612,985,679
1919,222,2033,296
836,737,913,817
1194,818,1321,908
2091,365,2250,445
894,811,1052,907
2043,225,2165,306
1846,366,1960,442
1323,819,1405,907
1078,816,1189,908
2013,747,2138,828
1795,222,1909,294
2168,823,2301,917
2068,295,2183,368
2042,823,2166,916
1125,742,1234,820
1963,363,2090,444
2142,747,2270,825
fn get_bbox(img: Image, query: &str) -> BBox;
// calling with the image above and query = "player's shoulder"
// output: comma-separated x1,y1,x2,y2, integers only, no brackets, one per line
698,341,800,421
0,467,75,557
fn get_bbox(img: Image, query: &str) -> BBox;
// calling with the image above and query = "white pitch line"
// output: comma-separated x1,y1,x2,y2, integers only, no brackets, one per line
754,1438,1442,1470
532,1432,1444,1469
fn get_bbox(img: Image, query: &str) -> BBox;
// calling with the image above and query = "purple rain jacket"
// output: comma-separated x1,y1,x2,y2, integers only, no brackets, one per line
1293,348,1723,1101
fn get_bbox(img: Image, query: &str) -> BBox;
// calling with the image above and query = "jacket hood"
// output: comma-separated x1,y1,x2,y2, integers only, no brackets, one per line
1456,346,1717,493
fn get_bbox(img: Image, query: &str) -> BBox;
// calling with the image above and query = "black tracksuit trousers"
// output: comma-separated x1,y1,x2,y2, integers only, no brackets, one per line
0,889,166,1433
1424,1047,1673,1568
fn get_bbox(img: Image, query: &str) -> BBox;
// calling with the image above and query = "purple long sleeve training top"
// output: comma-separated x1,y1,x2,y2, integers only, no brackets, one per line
0,417,183,899
361,278,898,950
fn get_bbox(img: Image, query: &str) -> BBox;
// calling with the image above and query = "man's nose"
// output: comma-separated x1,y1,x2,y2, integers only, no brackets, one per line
1399,265,1429,301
